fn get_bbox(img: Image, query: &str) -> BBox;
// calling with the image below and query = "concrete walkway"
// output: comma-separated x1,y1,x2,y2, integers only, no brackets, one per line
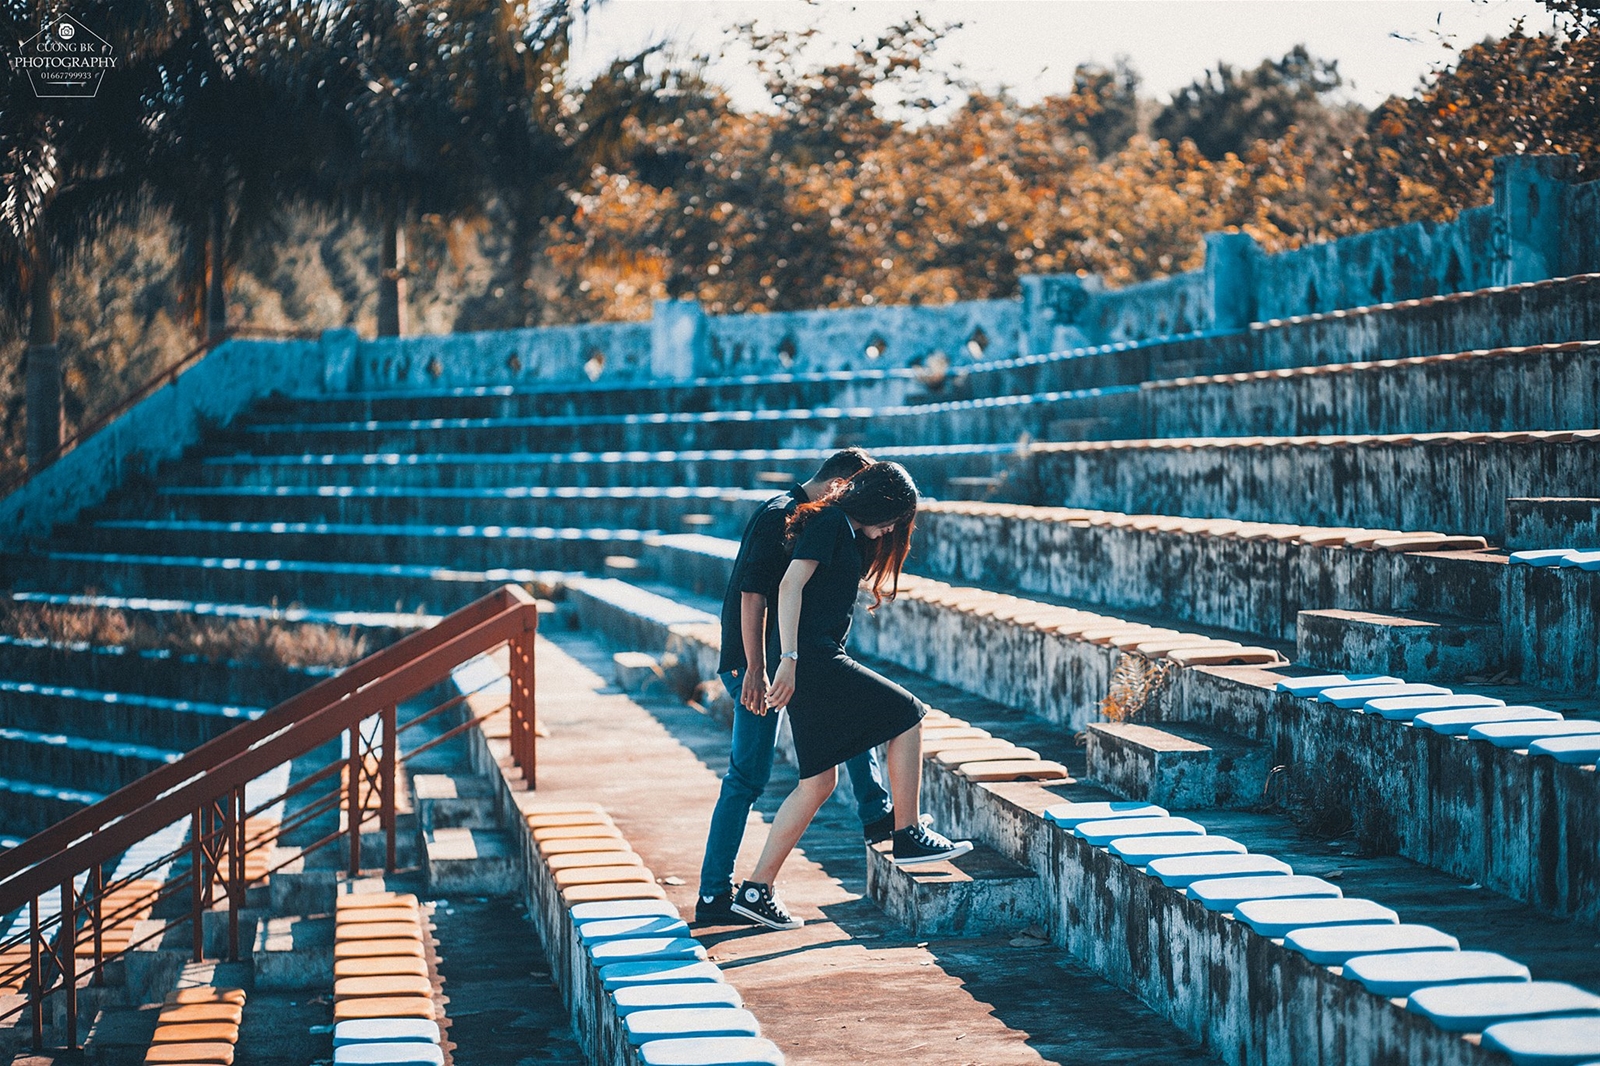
533,629,1219,1066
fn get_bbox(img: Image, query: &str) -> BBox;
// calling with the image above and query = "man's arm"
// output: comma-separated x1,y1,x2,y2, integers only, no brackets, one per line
739,591,770,714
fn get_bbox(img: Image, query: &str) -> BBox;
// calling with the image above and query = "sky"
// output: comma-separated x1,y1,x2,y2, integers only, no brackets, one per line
568,0,1560,110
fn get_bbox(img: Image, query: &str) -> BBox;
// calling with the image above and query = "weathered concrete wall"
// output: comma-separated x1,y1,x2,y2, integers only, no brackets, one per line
0,336,324,546
1014,434,1600,543
354,320,652,391
1020,155,1597,352
701,299,1019,376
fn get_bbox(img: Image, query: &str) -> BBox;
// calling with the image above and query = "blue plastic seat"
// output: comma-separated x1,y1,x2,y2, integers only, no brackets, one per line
637,1036,785,1066
1283,923,1458,965
1108,834,1247,866
1233,897,1398,938
612,982,744,1017
1408,980,1600,1033
1319,683,1450,709
1343,950,1530,997
333,1019,441,1047
1074,816,1204,846
1362,693,1503,721
1482,1015,1600,1065
589,936,707,965
333,1043,445,1066
570,899,679,923
577,915,691,944
599,959,724,991
1509,550,1585,567
1469,720,1600,749
1187,875,1342,913
1043,801,1168,829
1413,705,1562,736
1275,674,1400,697
624,1007,762,1045
1563,550,1600,570
1529,734,1600,766
1147,853,1291,889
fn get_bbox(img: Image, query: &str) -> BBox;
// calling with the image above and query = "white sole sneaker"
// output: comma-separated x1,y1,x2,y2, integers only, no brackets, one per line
891,839,974,867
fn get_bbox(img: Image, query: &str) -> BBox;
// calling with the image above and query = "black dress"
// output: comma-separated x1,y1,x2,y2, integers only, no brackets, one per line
784,505,926,779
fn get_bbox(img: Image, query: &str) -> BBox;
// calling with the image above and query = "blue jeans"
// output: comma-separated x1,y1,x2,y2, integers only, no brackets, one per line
698,669,892,897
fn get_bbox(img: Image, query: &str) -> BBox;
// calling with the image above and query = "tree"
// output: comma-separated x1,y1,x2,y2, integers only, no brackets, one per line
1152,45,1346,162
1336,24,1600,228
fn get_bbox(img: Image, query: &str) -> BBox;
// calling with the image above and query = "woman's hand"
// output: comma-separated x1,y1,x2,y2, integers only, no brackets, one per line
741,669,770,715
765,658,797,710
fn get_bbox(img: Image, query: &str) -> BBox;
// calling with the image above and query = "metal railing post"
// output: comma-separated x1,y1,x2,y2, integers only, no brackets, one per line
226,786,243,961
510,629,537,787
89,863,103,986
190,808,204,963
60,881,76,1049
28,897,41,1050
381,704,397,873
347,725,362,876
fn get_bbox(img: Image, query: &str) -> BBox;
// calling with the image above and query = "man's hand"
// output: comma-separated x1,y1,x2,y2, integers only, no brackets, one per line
741,669,770,715
765,659,797,710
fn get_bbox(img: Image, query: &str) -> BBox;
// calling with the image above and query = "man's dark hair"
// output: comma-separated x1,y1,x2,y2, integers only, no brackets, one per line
813,447,873,482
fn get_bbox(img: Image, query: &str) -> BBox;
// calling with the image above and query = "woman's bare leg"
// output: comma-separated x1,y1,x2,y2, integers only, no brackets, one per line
885,722,923,830
749,767,837,885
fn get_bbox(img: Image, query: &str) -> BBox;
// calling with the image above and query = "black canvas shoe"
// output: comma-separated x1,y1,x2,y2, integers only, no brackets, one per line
863,810,934,844
891,822,973,866
694,889,742,924
729,880,802,930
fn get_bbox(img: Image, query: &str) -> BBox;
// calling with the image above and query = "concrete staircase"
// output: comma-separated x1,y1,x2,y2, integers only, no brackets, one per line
2,271,1599,1063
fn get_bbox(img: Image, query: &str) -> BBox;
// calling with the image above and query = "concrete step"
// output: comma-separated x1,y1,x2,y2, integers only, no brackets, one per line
412,773,499,831
1146,339,1600,439
424,827,519,897
0,773,101,838
914,500,1600,698
1086,721,1269,809
1015,430,1600,542
0,632,331,707
111,484,762,539
215,385,1138,457
0,675,263,748
169,442,1022,498
864,841,1044,938
57,520,643,575
1,551,549,619
247,369,922,424
1297,608,1504,683
253,914,334,991
0,722,178,794
1505,495,1600,551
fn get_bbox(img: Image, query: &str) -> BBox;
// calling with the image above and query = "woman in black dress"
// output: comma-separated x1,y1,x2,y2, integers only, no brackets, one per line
729,461,973,930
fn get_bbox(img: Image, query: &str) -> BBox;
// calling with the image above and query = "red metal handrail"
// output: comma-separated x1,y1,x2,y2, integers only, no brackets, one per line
0,583,539,1048
0,325,322,499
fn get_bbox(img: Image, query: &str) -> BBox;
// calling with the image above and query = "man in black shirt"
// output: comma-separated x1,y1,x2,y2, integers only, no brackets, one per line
695,447,892,923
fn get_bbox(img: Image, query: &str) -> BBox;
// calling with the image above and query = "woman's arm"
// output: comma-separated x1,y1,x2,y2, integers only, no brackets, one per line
764,557,818,709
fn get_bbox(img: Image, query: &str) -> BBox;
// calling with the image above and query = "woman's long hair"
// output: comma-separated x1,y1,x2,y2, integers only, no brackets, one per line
786,461,918,609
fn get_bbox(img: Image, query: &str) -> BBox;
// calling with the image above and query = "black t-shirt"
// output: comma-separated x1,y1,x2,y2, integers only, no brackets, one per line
716,484,809,675
789,504,868,652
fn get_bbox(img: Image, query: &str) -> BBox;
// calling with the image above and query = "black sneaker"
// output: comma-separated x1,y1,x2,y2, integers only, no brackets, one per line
695,889,741,924
863,810,934,844
729,880,802,930
891,823,973,866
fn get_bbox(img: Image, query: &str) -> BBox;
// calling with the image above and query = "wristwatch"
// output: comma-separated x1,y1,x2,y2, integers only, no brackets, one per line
780,651,799,662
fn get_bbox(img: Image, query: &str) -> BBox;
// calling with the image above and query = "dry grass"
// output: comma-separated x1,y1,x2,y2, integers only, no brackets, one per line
1098,651,1175,722
1,598,369,670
